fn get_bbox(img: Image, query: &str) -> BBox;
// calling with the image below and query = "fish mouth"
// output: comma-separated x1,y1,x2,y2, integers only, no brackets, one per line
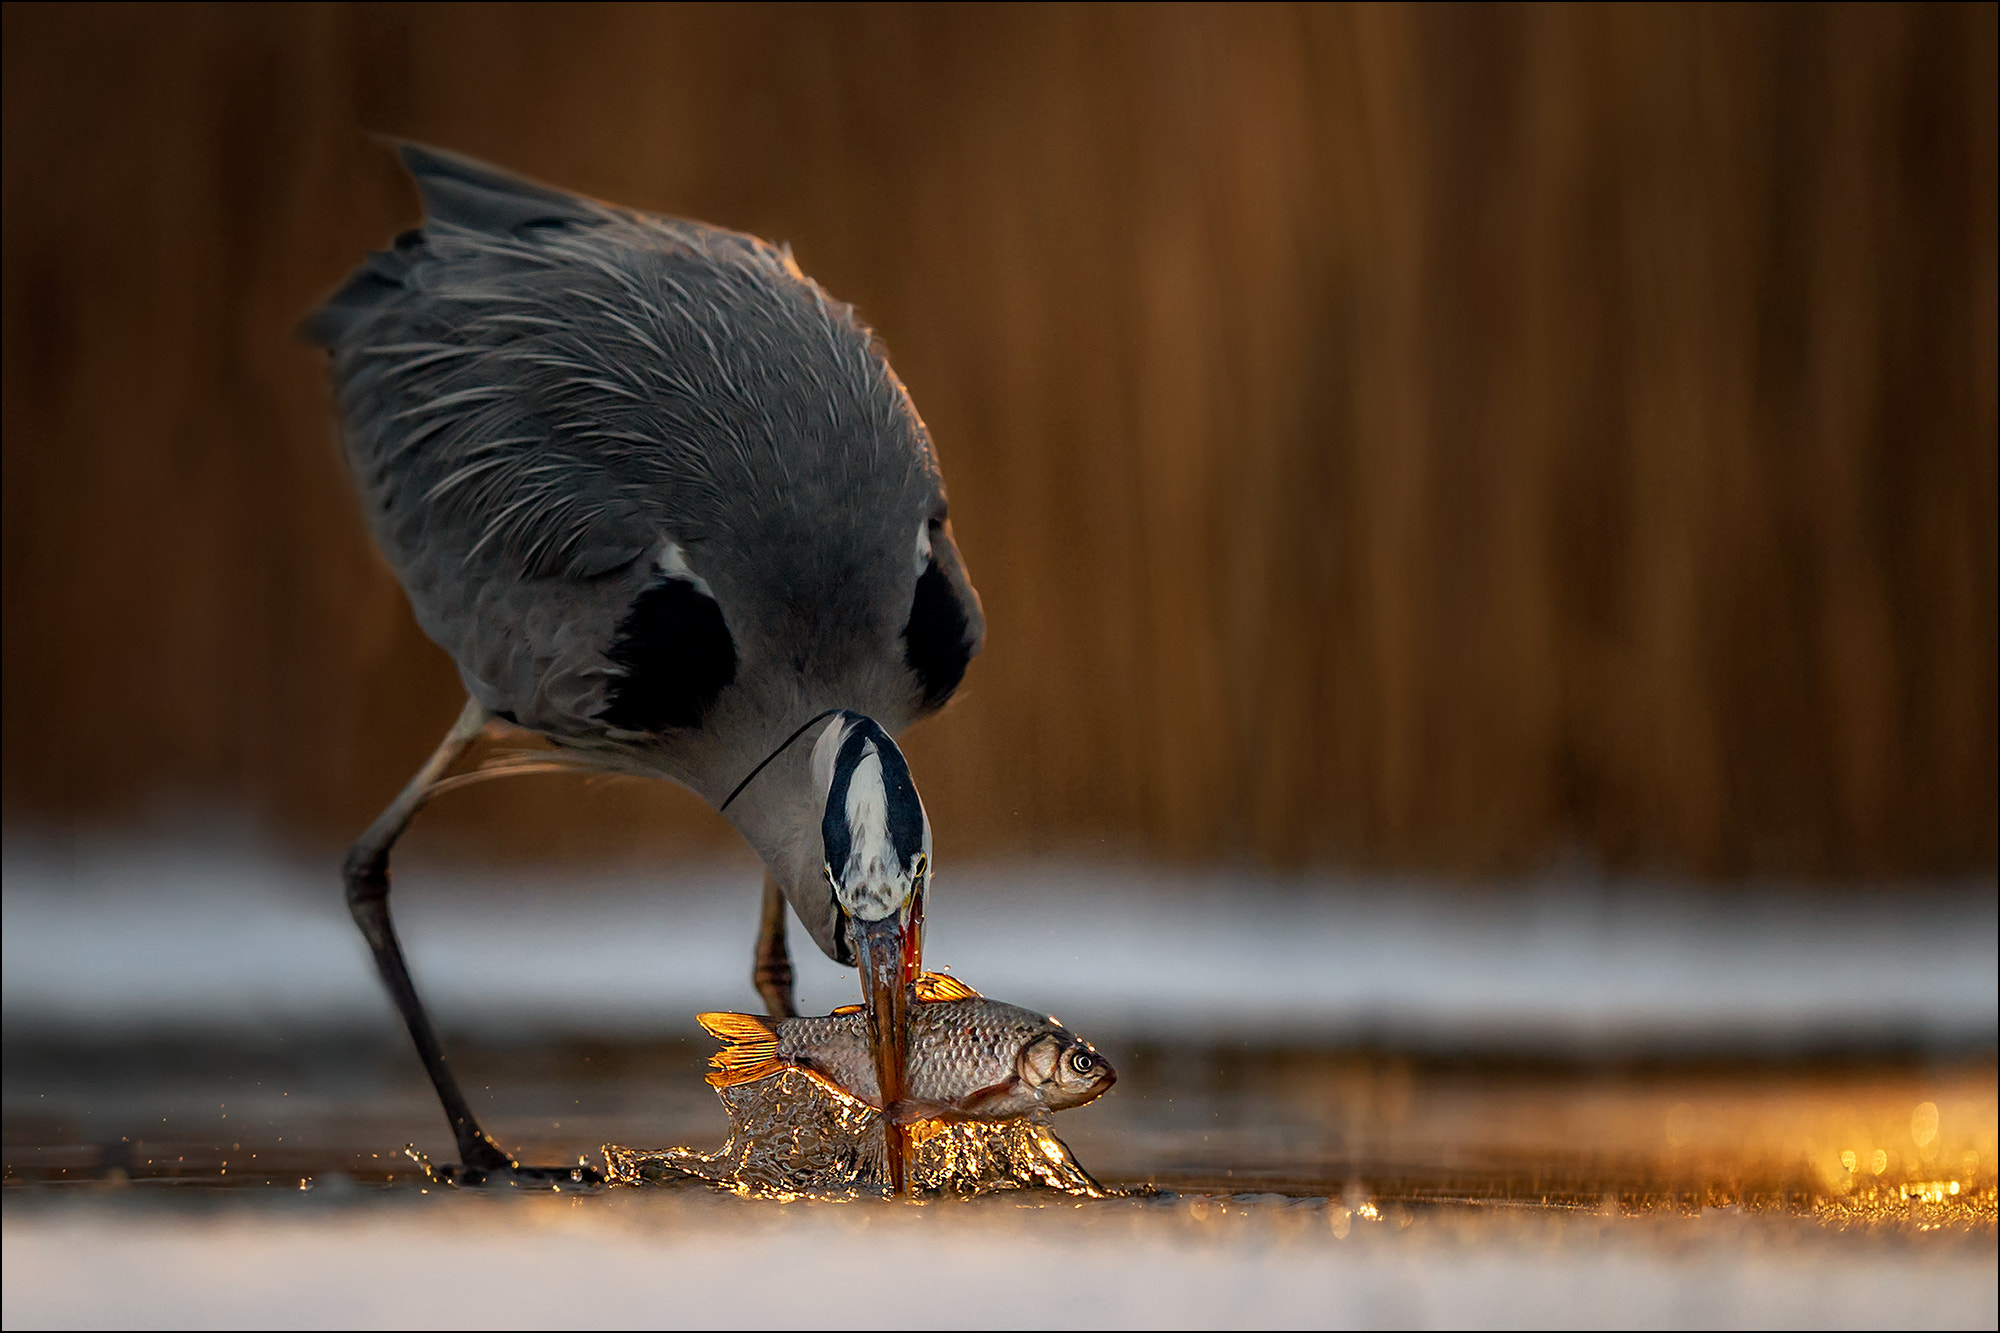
852,902,921,1194
1069,1066,1117,1109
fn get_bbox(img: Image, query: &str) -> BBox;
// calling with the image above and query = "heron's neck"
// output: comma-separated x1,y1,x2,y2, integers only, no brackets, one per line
719,735,824,891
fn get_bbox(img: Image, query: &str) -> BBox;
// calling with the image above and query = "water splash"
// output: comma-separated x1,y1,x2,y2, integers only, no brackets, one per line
603,1068,1111,1199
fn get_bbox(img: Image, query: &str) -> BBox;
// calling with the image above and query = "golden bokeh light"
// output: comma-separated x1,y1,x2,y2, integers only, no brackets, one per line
1914,1102,1941,1150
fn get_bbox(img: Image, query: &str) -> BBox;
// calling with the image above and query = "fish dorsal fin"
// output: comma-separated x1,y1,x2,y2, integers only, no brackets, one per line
913,971,982,1002
696,1012,784,1088
830,1003,864,1015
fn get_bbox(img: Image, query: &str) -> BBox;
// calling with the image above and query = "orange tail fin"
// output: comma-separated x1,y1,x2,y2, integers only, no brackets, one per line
696,1012,785,1088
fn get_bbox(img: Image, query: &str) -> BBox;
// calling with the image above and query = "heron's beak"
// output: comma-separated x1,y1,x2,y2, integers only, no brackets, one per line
852,892,922,1195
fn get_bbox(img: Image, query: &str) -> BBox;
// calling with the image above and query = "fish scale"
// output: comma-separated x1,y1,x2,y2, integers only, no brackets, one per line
699,976,1116,1124
781,999,1037,1104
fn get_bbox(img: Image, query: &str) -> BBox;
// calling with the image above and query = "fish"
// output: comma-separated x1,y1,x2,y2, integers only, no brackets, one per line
698,973,1116,1125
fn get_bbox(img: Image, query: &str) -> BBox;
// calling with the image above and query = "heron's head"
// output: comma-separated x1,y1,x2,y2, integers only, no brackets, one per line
811,712,929,1146
814,714,931,938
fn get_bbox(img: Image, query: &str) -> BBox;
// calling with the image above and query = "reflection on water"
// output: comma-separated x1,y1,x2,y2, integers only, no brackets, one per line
3,1034,1994,1234
602,1069,1109,1198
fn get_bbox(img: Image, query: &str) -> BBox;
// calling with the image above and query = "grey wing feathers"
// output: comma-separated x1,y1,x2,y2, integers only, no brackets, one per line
307,143,888,582
300,145,603,349
303,143,950,739
395,142,605,237
296,229,421,349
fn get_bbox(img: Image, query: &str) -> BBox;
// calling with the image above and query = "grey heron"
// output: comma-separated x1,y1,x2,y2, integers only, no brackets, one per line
303,144,984,1190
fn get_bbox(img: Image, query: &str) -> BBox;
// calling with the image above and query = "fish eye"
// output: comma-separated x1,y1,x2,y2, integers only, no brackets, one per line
1067,1050,1096,1075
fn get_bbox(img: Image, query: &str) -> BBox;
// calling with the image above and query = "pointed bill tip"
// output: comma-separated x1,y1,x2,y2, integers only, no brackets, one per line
854,914,917,1195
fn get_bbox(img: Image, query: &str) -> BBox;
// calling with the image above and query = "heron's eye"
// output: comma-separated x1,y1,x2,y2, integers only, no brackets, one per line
1067,1051,1096,1075
912,852,928,882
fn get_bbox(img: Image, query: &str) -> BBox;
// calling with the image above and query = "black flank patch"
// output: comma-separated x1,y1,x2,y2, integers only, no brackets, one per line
601,577,737,732
904,558,973,710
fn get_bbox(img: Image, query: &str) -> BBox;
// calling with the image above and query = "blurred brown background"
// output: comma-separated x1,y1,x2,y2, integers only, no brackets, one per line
3,3,1994,877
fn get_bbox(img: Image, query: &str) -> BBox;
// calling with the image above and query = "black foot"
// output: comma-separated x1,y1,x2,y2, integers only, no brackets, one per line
405,1144,604,1190
436,1161,604,1190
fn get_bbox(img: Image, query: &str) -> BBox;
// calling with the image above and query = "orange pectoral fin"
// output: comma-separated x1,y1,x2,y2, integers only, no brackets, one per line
696,1011,785,1088
886,1097,959,1126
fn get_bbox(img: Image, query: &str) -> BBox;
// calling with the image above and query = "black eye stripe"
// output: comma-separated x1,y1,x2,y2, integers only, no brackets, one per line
821,745,855,878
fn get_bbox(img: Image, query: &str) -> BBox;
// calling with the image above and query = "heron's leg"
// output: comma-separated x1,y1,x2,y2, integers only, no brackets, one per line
343,696,594,1187
753,873,797,1019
